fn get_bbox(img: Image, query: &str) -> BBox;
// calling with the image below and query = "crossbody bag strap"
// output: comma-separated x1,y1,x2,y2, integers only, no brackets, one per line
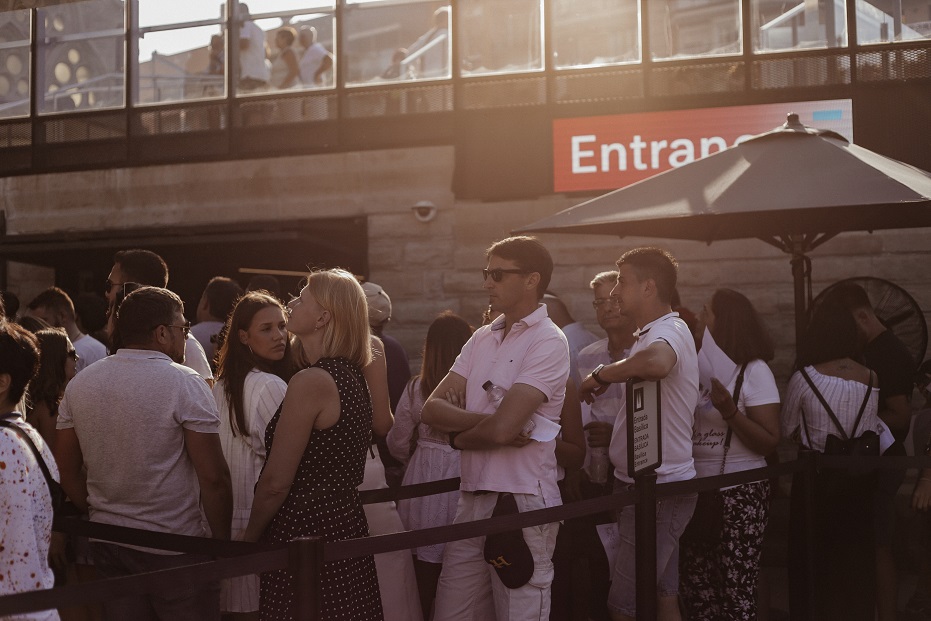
0,419,57,495
719,363,749,475
799,367,849,440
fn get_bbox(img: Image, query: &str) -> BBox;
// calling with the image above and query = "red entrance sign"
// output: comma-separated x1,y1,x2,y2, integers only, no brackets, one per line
553,100,853,193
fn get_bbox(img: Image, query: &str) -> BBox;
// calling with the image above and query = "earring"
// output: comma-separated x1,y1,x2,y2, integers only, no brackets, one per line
248,345,256,357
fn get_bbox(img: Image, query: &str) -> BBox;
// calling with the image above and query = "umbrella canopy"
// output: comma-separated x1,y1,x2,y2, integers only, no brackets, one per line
517,114,931,342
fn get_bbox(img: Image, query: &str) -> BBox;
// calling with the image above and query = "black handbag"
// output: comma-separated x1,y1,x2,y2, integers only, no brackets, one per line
683,364,747,543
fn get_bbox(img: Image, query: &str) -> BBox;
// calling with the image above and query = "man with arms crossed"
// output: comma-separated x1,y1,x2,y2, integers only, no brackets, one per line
422,235,569,621
579,248,699,621
55,287,232,620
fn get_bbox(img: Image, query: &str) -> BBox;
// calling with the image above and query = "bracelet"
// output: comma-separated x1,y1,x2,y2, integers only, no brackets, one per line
448,431,461,450
722,407,739,421
591,364,611,387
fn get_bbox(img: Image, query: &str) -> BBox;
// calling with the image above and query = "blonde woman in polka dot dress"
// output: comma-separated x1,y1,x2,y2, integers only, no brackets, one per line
244,269,384,621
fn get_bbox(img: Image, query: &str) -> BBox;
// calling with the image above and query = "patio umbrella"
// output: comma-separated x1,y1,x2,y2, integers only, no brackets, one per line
516,113,931,343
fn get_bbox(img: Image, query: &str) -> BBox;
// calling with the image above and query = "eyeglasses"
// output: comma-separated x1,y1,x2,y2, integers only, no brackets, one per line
482,268,529,283
161,322,192,338
592,296,622,309
67,350,79,360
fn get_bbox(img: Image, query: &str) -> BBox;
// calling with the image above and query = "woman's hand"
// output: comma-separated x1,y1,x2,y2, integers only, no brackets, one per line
709,377,737,420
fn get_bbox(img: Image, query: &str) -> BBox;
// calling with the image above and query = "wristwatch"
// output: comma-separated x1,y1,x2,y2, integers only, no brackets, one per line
592,364,611,386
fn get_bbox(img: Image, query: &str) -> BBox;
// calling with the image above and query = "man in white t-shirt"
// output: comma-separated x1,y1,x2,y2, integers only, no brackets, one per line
104,248,214,384
25,287,106,371
579,247,699,621
55,286,232,620
237,4,270,91
543,292,599,387
192,276,243,371
297,26,333,87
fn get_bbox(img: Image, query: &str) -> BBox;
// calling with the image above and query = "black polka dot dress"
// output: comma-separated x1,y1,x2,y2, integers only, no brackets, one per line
259,357,384,621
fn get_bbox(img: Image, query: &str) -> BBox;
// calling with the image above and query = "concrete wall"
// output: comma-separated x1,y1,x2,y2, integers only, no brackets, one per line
5,145,931,388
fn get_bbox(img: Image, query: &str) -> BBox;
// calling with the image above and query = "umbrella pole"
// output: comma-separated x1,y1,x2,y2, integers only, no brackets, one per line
790,250,812,349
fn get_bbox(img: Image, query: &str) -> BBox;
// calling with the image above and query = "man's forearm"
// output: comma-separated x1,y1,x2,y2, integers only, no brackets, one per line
422,398,485,433
201,481,233,540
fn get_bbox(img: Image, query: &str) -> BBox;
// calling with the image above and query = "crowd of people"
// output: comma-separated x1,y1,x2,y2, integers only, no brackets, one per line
0,235,928,621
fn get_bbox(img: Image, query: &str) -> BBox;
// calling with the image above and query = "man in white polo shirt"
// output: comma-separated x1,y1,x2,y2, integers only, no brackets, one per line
579,247,699,621
422,235,569,621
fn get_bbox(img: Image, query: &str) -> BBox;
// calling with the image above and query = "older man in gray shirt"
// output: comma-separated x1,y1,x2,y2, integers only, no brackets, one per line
56,286,232,621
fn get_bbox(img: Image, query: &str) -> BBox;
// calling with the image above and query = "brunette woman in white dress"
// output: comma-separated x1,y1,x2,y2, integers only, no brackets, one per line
213,291,295,619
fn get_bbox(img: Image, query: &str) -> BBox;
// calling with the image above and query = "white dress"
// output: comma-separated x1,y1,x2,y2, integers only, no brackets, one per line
360,444,424,621
387,377,461,564
213,370,287,613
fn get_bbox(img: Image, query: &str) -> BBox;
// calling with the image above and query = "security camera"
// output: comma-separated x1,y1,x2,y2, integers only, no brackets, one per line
411,200,438,223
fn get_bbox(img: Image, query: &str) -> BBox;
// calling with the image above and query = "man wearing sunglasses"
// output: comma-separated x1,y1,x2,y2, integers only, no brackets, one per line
105,249,214,386
423,235,570,621
55,286,232,620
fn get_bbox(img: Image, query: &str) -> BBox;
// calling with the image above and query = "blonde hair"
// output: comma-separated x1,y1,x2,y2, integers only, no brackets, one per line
304,269,373,368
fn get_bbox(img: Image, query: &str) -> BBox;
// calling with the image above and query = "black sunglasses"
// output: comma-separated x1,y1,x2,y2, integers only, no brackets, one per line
482,268,529,283
159,322,192,338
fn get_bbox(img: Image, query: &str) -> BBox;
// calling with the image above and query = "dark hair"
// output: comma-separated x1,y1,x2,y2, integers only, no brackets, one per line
419,311,473,401
28,328,70,411
27,286,75,320
115,287,182,347
709,288,774,364
485,236,553,299
74,293,108,334
0,320,40,405
246,275,281,299
277,27,296,46
1,291,19,319
829,282,873,313
114,249,169,287
798,292,860,366
202,277,244,321
216,292,296,437
16,315,50,334
617,247,678,305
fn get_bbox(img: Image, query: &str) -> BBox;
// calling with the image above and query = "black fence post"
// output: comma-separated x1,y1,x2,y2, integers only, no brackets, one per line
801,449,818,618
634,471,657,621
290,536,323,621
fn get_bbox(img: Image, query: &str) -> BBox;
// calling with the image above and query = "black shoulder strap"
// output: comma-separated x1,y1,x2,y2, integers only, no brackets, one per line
849,370,875,438
720,363,748,473
0,419,58,495
799,367,874,440
800,367,848,440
